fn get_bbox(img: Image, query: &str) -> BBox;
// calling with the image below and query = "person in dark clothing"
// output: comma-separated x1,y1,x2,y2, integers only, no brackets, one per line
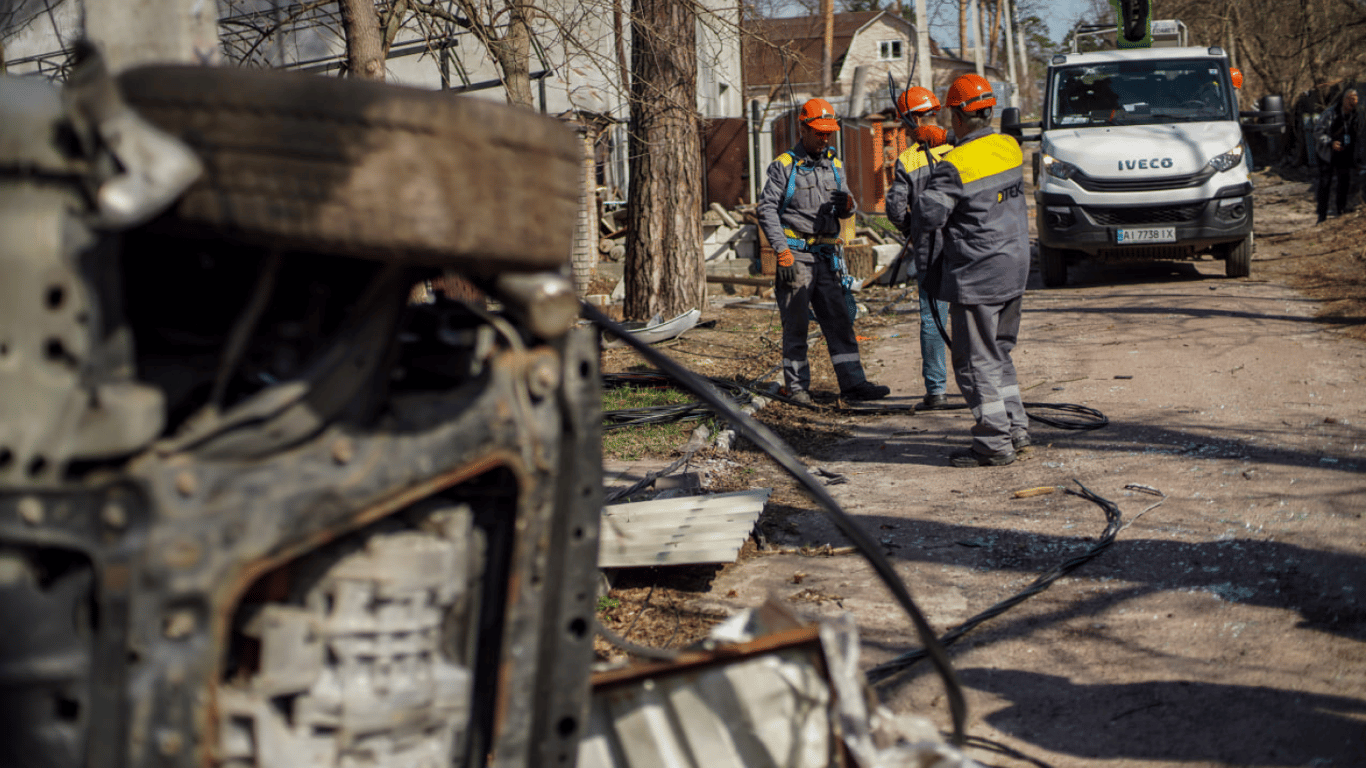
886,86,954,411
910,74,1031,468
756,98,890,405
1314,89,1360,224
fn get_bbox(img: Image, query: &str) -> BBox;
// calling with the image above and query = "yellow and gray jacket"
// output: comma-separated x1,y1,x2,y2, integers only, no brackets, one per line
911,127,1029,304
757,145,857,263
886,141,953,236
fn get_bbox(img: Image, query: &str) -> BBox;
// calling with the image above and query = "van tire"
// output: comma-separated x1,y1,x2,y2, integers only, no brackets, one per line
1040,243,1068,287
118,65,580,274
1223,234,1252,278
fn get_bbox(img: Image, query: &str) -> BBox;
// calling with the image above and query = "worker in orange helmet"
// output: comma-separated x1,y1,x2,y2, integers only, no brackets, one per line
886,86,955,410
910,73,1031,467
756,98,890,405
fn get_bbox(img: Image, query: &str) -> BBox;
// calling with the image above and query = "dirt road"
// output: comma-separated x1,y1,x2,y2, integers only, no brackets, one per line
684,172,1366,767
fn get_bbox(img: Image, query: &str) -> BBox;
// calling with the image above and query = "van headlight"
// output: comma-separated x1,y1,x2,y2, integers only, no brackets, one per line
1207,144,1245,172
1041,152,1079,180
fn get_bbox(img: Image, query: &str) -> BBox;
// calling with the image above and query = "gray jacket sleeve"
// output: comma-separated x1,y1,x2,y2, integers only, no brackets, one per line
757,159,793,255
1314,108,1335,165
911,161,961,278
886,156,913,233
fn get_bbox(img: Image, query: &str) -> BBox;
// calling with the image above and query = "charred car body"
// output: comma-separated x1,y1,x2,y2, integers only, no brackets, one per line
0,55,601,768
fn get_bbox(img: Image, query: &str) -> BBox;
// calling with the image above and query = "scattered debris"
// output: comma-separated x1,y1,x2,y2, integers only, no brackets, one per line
1013,486,1059,498
600,488,773,568
814,466,849,485
604,309,702,347
581,601,982,768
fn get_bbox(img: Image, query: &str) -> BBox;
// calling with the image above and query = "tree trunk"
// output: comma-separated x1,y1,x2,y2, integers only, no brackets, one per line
624,0,705,322
989,0,1002,68
340,0,386,81
489,0,536,107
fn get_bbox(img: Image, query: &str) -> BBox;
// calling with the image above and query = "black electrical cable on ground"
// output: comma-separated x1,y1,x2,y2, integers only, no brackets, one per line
604,369,1108,434
602,372,753,431
583,301,970,747
865,479,1124,686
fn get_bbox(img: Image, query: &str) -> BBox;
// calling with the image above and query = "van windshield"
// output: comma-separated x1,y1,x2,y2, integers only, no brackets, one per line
1049,59,1233,127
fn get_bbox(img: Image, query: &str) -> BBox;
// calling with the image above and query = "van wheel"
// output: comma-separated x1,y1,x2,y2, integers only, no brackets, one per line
1040,243,1068,287
1223,234,1252,278
118,65,580,274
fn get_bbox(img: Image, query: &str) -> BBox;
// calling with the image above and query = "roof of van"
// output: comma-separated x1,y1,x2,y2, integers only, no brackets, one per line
1049,46,1227,66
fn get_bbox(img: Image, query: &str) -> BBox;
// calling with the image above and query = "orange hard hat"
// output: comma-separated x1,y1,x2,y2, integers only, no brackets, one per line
946,73,995,111
897,86,941,117
1231,67,1243,89
914,124,949,148
799,98,840,132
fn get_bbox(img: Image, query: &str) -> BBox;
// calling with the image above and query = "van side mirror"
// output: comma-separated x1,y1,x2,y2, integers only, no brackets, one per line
1001,107,1041,142
1239,94,1285,134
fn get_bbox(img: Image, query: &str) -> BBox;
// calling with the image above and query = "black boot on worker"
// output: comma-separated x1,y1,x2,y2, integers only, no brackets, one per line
949,448,1017,468
842,381,890,401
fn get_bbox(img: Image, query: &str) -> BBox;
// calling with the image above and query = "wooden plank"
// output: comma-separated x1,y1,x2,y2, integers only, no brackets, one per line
706,275,773,287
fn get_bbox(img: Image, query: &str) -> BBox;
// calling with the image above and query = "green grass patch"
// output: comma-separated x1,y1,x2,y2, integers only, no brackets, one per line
602,384,712,461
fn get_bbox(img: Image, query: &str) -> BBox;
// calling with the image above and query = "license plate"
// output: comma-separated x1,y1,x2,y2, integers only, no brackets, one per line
1115,227,1176,244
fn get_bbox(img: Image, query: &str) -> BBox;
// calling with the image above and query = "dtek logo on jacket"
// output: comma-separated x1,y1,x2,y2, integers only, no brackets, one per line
997,181,1024,202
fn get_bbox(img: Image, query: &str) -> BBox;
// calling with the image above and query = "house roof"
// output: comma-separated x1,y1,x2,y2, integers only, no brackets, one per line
743,11,1007,96
744,11,909,88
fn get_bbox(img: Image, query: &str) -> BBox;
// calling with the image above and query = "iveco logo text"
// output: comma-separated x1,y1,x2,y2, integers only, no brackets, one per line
1118,157,1174,171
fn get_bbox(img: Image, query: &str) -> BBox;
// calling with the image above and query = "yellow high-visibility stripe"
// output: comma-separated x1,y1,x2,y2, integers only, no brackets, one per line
897,143,952,172
943,134,1022,184
778,152,794,167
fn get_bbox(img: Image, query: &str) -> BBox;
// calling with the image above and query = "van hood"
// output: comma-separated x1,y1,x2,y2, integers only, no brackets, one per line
1043,122,1244,177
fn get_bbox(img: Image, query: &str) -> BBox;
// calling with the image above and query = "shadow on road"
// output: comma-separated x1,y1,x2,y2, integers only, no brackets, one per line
953,667,1366,766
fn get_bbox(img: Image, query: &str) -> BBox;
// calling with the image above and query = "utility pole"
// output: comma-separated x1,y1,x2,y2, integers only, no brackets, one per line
1004,0,1018,107
1016,8,1029,109
86,0,221,72
916,0,933,88
821,0,834,96
970,0,985,76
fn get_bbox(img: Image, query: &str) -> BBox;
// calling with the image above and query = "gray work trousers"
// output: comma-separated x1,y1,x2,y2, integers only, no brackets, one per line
950,297,1027,456
776,256,866,394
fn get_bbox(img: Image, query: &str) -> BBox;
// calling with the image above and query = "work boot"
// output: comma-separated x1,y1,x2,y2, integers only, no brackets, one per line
786,389,814,406
1012,434,1033,455
842,381,890,401
949,448,1016,468
921,393,948,410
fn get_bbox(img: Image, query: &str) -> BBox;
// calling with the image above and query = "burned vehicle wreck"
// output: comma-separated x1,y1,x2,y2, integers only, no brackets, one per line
0,56,601,768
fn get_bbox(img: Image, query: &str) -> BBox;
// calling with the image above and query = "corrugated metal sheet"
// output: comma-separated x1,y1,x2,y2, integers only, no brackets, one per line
577,626,838,768
599,489,771,568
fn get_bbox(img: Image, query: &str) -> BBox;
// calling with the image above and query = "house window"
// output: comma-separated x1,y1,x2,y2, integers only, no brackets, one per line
879,40,903,61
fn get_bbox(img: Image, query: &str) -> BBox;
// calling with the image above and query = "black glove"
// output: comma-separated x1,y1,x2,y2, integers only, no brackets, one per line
777,263,799,286
830,190,851,213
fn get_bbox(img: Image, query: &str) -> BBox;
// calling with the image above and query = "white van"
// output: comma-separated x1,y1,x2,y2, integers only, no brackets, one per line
1005,46,1284,286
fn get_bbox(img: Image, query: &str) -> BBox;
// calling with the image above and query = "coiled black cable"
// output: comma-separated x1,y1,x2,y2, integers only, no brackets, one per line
602,372,753,431
865,479,1123,686
604,370,1108,433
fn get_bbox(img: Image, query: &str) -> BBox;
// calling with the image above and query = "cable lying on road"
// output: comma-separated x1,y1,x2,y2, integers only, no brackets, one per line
602,371,753,430
584,301,969,747
864,479,1124,687
605,369,1108,433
